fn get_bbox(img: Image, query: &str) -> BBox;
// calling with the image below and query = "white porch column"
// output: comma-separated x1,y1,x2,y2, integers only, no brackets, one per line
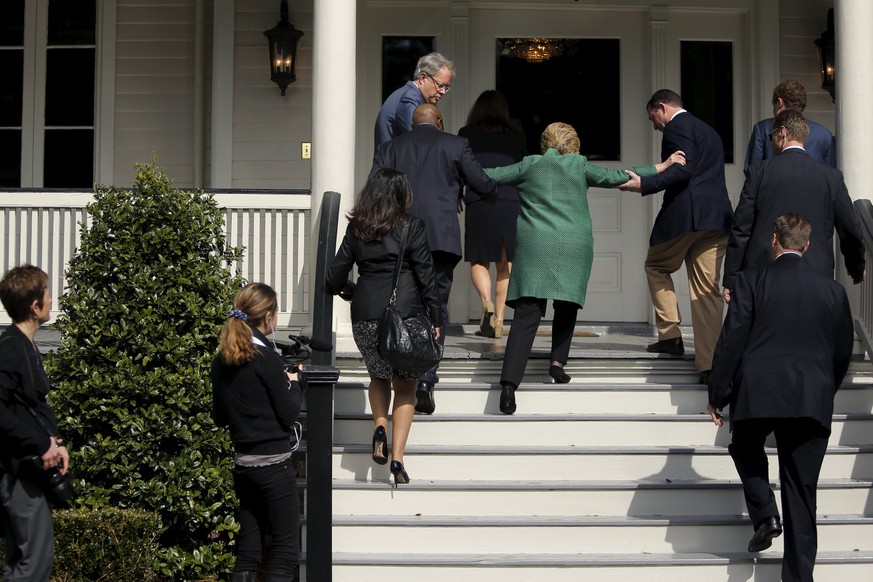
312,0,356,345
835,0,873,202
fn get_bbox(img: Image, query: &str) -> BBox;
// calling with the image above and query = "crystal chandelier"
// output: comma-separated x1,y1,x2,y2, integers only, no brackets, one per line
502,38,566,63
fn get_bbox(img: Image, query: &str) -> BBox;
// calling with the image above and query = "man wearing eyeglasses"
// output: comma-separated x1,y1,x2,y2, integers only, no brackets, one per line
374,52,455,147
722,109,865,303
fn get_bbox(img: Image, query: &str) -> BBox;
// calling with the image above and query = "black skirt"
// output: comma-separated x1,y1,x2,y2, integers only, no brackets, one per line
464,198,520,263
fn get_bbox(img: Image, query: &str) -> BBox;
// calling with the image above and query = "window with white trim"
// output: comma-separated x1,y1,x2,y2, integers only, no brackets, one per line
0,0,96,188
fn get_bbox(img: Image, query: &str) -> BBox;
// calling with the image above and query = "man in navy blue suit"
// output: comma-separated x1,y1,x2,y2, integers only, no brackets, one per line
372,104,496,413
723,109,865,302
373,53,455,147
621,89,733,384
708,213,854,582
744,79,835,173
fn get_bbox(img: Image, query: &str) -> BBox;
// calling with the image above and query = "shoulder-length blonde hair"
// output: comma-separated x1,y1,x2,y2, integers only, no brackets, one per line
218,283,278,365
540,122,580,155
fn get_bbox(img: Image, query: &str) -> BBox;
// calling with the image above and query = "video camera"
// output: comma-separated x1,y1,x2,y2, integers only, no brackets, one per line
278,334,333,391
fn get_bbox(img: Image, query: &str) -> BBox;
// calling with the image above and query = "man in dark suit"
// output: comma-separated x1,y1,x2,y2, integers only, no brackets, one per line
722,109,865,302
707,213,854,582
372,104,496,413
374,52,455,147
744,79,835,173
621,89,733,383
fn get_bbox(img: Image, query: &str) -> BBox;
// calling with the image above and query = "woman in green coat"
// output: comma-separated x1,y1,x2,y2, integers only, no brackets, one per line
485,122,683,414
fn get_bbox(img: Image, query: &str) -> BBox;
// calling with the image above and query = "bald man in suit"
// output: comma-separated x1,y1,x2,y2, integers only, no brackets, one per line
372,104,496,413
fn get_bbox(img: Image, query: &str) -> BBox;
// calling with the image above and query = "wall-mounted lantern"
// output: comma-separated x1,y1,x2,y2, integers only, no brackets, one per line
814,8,835,102
264,0,304,96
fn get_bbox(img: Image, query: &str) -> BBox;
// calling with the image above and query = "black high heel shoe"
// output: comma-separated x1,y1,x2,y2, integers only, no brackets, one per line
371,426,388,465
390,460,410,485
549,364,571,384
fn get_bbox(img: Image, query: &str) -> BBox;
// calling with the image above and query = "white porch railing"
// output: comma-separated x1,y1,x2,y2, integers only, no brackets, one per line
0,190,312,326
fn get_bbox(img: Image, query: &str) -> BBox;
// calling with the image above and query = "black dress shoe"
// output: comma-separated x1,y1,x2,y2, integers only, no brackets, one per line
698,370,711,385
646,337,684,355
748,515,782,552
415,381,435,414
549,364,571,384
499,383,517,415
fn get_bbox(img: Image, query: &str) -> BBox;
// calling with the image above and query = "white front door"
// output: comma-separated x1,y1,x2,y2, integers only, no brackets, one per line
356,2,753,326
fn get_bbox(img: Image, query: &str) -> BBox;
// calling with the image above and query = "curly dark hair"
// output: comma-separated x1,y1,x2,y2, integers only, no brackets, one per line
348,168,412,241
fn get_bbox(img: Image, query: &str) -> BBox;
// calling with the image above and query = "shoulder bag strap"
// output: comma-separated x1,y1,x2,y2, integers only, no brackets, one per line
389,221,410,306
0,335,56,438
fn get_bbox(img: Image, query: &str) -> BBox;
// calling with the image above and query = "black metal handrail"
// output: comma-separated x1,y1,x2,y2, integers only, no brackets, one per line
304,190,341,582
852,199,873,360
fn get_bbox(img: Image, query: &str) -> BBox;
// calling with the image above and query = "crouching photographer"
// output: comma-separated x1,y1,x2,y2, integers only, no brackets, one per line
0,265,73,582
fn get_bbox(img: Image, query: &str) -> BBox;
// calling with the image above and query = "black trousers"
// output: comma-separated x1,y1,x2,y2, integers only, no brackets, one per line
499,297,578,388
232,460,300,576
729,418,829,582
421,251,460,385
0,460,54,582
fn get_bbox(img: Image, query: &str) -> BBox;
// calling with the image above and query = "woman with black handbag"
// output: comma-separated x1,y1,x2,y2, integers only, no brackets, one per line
211,283,303,582
326,169,441,485
0,265,70,582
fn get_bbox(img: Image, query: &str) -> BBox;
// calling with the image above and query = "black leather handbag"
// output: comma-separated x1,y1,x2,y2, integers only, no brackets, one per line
377,222,443,374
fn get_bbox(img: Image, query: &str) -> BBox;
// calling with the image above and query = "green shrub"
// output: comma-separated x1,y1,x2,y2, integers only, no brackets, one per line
44,158,246,580
0,508,161,581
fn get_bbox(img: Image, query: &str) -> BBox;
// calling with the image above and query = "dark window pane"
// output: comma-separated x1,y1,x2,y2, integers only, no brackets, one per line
44,129,93,187
0,0,25,46
381,37,434,102
48,0,96,45
0,51,24,126
681,41,734,163
45,48,95,126
498,38,621,160
0,130,22,187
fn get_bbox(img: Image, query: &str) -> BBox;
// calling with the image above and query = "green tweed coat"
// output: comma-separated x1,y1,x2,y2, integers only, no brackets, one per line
485,148,658,308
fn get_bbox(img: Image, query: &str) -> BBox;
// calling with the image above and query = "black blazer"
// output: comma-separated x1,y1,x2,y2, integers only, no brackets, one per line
371,124,496,256
325,216,441,326
0,326,60,459
639,112,734,245
722,148,865,290
708,254,854,432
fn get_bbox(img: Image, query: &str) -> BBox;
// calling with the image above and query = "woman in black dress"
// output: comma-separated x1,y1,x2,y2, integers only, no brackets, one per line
459,90,526,338
325,169,441,485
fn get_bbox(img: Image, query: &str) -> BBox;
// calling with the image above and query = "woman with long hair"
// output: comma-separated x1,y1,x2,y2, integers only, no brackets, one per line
459,90,526,338
485,123,684,414
326,168,441,485
211,283,303,582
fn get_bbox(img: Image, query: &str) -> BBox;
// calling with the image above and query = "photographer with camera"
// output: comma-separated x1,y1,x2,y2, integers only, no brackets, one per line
0,265,70,582
211,283,303,582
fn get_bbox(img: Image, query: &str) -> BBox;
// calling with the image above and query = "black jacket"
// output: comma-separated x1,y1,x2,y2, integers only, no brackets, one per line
708,254,854,432
211,328,303,455
325,216,441,326
722,148,865,290
0,325,60,460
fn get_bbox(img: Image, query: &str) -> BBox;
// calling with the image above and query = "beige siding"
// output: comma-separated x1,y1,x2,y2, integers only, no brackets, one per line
779,0,835,130
114,0,197,186
232,1,312,190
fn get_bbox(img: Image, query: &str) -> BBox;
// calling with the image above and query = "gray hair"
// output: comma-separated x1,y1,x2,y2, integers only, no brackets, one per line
414,52,456,79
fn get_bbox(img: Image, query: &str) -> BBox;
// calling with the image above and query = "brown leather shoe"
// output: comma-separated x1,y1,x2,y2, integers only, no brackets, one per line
646,337,684,355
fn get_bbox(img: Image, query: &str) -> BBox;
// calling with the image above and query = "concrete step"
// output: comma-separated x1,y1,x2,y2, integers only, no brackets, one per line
331,444,873,481
333,380,873,415
328,551,873,582
332,413,873,447
329,514,873,554
330,478,872,517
